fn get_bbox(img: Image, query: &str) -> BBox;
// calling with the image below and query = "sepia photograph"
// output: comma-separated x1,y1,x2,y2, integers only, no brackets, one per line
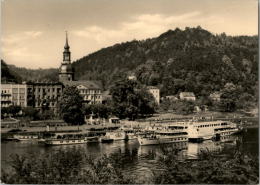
0,0,259,184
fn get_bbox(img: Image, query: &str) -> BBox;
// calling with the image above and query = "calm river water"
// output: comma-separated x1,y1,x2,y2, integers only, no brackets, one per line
1,127,258,182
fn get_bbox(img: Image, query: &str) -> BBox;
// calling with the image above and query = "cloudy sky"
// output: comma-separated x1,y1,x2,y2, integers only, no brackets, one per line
1,0,258,69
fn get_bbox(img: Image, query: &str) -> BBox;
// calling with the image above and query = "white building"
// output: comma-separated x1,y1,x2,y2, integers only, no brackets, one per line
179,92,196,101
1,83,27,107
147,86,160,105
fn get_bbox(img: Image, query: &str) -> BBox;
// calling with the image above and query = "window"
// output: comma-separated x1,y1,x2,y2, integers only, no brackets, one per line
13,88,18,93
20,88,25,93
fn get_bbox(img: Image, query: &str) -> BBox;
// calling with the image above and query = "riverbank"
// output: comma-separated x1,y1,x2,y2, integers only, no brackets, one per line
1,110,258,134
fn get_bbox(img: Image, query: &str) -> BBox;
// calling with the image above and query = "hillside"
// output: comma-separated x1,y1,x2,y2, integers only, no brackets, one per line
2,62,59,83
2,26,258,100
72,26,258,98
1,60,22,83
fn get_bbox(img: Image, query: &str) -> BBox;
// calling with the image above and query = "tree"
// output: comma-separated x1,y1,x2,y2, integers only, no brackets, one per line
84,104,111,119
236,93,255,111
22,107,39,120
59,86,84,125
136,88,157,116
110,79,156,120
218,83,240,112
8,105,22,117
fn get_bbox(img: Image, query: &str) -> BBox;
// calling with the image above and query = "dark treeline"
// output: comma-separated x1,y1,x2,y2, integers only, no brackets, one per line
1,60,22,83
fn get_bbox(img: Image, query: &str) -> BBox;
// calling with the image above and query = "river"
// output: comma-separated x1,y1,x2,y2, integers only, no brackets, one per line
1,127,258,182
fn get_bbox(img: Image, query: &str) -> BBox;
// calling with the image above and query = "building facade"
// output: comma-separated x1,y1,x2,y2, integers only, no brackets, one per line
1,83,27,107
63,81,102,105
147,86,160,105
179,92,196,101
28,82,63,110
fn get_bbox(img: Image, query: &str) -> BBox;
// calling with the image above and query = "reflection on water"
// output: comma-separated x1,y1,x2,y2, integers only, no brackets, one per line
1,128,258,176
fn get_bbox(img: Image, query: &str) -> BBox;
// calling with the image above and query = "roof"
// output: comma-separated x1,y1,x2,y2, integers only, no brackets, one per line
180,92,195,97
63,80,102,89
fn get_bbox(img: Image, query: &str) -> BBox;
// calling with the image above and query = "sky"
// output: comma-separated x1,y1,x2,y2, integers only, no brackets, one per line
1,0,258,69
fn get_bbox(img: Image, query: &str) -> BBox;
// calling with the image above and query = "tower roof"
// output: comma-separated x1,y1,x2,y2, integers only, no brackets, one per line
64,31,70,49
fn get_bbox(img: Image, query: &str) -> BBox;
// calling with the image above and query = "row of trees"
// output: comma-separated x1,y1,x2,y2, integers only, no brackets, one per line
58,79,157,125
1,105,56,121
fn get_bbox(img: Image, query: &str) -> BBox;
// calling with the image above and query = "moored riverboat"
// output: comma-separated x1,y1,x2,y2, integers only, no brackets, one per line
138,127,188,146
44,138,87,145
43,133,87,145
13,134,39,141
84,132,100,143
103,128,126,141
188,120,241,142
121,126,137,140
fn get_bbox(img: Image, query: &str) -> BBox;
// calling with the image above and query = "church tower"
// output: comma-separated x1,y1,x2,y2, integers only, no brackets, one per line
59,31,74,82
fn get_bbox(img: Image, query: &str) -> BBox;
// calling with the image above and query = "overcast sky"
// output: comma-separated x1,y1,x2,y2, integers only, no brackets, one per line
1,0,258,69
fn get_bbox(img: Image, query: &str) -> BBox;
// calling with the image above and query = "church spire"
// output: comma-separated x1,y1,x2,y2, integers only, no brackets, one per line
59,31,73,82
64,31,70,49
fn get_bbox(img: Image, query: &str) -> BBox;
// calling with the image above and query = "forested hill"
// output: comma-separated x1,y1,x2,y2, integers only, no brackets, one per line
1,60,22,83
72,26,258,97
1,60,59,83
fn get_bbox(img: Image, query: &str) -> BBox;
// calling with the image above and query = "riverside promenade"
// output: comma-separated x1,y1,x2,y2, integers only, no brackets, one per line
0,120,143,134
1,116,258,134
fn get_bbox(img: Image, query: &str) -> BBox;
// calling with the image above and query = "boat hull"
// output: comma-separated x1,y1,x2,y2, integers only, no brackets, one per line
138,137,188,146
44,139,87,145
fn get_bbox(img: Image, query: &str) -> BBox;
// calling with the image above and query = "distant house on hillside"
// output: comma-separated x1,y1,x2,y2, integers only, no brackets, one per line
209,92,222,102
147,86,160,105
179,92,196,101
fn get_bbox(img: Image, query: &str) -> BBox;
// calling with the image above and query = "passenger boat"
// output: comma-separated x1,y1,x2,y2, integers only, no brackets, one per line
187,120,240,142
84,132,100,143
137,127,188,146
13,134,39,141
124,129,137,140
121,126,137,140
44,133,87,145
99,136,114,143
104,130,126,141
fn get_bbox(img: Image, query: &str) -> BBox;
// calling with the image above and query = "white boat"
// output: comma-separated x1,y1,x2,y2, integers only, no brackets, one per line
43,133,87,145
187,120,240,141
121,126,137,140
13,134,39,141
137,128,188,146
104,130,126,141
84,132,100,143
45,138,87,145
